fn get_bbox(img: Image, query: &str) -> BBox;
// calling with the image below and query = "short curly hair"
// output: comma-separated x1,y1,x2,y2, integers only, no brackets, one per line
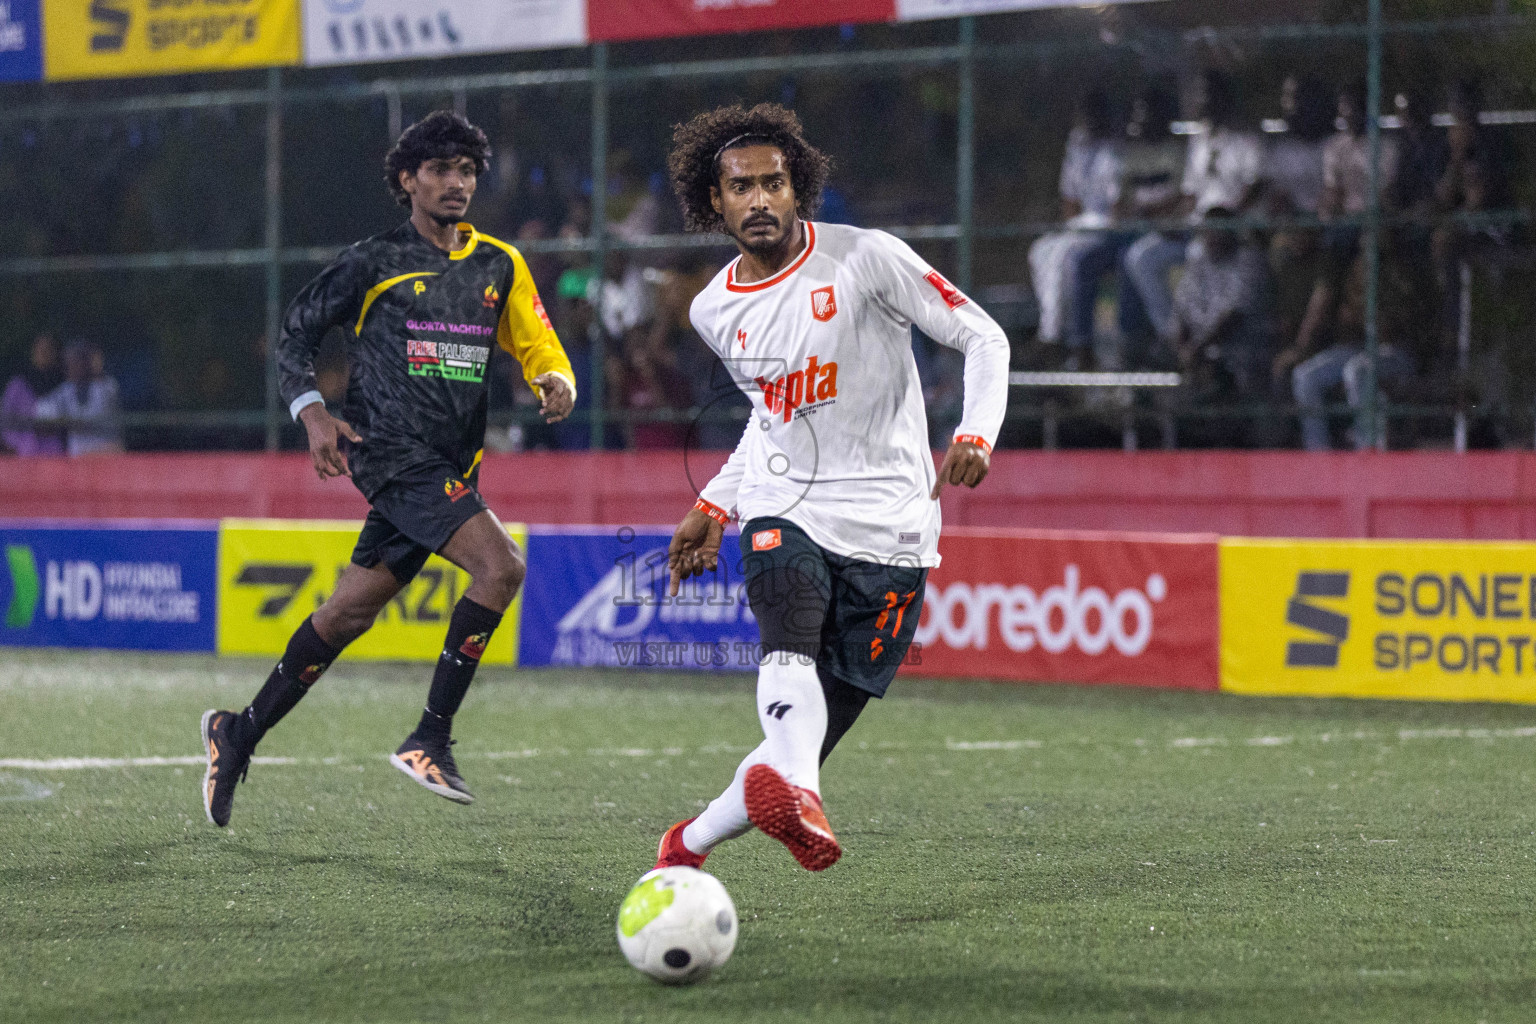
668,103,831,233
383,110,491,208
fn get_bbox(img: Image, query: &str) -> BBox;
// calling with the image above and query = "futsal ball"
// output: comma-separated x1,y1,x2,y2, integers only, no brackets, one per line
617,867,738,984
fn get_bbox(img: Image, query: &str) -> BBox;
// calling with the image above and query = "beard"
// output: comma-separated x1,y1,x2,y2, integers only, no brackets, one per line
729,213,789,256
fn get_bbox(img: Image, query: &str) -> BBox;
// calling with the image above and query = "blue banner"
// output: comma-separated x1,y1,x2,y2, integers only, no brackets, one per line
520,528,759,671
0,0,42,82
0,521,218,652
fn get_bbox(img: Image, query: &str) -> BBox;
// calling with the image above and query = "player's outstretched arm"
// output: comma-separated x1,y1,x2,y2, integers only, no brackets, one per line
929,438,991,499
667,507,725,596
298,403,363,480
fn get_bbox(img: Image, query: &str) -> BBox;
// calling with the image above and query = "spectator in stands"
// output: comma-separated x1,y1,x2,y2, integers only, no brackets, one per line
609,318,690,450
1109,85,1185,366
1123,69,1265,351
1029,89,1121,369
1274,82,1401,393
1,333,65,457
1433,78,1517,335
1265,76,1336,352
37,340,124,456
1171,208,1275,403
549,266,602,450
1288,256,1413,451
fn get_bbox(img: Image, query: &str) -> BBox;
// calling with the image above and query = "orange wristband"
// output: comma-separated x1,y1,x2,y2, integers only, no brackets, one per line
693,498,731,526
954,434,992,455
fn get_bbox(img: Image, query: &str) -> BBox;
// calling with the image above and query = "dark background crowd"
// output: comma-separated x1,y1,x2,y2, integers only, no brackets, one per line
1,0,1532,455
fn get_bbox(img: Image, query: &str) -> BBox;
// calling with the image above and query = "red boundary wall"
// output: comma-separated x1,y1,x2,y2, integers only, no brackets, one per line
4,450,1536,539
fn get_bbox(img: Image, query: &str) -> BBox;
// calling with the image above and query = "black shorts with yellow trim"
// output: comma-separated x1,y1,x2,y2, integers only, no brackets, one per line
739,516,928,698
352,458,487,584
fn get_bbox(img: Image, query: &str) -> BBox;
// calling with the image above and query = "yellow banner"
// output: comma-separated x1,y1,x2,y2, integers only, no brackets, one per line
218,519,524,665
43,0,299,81
1221,538,1536,703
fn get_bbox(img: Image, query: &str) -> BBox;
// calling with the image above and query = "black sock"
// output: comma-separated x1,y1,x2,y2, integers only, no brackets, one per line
417,597,502,744
240,616,341,747
818,670,871,766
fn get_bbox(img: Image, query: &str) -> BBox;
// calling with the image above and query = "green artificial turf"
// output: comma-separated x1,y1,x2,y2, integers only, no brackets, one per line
2,649,1535,1022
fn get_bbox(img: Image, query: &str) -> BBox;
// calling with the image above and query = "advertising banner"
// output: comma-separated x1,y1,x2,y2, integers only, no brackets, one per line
519,527,759,670
218,519,525,664
909,528,1221,688
587,0,894,43
895,0,1154,22
42,0,300,81
0,520,218,652
0,0,42,82
1221,538,1536,704
303,0,585,67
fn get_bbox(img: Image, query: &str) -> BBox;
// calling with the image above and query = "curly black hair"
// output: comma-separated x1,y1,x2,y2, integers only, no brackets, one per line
668,103,831,233
383,110,491,208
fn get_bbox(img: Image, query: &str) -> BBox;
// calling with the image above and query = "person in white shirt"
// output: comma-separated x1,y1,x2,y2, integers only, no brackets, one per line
1123,69,1267,346
651,103,1009,874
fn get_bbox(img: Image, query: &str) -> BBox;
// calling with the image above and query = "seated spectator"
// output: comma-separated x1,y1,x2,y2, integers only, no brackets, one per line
1289,257,1414,451
1274,82,1401,392
37,340,124,456
1123,69,1265,350
609,322,690,450
1171,209,1275,402
1265,76,1335,351
1028,89,1121,368
1432,78,1518,338
1107,85,1184,366
1,333,66,457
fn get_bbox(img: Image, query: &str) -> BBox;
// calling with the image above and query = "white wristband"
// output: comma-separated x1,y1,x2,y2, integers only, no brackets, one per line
289,390,324,421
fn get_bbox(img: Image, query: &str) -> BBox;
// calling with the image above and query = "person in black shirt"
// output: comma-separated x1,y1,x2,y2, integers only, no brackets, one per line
200,112,576,827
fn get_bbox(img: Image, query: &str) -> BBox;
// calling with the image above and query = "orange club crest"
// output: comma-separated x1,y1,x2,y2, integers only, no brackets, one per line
483,284,500,308
810,285,837,322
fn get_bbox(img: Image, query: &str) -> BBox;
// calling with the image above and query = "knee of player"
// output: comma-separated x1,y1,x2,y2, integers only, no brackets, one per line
315,602,375,647
480,546,526,599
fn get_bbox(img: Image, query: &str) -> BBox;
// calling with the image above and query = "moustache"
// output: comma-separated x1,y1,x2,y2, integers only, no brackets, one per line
741,214,779,230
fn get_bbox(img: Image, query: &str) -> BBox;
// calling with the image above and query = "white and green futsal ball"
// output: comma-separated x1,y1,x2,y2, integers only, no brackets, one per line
617,867,738,984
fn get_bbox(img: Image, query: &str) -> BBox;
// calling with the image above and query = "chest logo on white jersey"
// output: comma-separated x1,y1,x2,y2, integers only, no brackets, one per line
754,354,839,424
810,285,837,322
737,328,747,350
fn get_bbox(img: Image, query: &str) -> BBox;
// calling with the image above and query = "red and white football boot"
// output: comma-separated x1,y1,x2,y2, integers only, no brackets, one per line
743,764,841,871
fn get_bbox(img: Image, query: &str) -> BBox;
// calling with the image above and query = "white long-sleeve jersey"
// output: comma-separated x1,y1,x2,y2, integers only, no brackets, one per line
692,222,1010,568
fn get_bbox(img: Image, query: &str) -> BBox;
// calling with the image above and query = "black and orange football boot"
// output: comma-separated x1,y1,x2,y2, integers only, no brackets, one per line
201,708,253,828
390,733,473,804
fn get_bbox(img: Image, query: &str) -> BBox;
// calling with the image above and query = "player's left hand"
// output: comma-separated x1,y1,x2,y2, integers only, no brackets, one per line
533,373,575,423
930,438,990,499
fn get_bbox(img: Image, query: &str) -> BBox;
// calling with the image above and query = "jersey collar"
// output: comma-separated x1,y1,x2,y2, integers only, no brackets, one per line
449,223,479,260
725,221,816,293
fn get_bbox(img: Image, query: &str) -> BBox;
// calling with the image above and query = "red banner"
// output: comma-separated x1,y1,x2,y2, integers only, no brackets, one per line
908,528,1220,689
588,0,895,42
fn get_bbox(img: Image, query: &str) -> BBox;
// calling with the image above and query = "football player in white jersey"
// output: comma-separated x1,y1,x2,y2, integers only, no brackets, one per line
653,104,1009,873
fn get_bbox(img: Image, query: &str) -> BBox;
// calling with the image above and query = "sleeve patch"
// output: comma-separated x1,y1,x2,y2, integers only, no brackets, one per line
924,270,969,310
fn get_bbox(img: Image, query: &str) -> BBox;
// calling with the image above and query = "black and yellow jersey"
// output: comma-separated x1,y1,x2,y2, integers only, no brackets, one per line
277,219,575,500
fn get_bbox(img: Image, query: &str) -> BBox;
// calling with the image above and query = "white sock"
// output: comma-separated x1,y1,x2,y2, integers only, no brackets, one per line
755,651,827,794
682,741,769,855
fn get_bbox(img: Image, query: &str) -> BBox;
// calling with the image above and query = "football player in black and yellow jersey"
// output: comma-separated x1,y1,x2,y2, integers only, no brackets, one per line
201,112,575,827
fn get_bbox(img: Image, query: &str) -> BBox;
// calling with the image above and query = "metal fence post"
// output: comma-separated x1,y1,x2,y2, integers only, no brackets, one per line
956,15,976,293
263,67,284,453
589,43,609,451
1362,0,1383,450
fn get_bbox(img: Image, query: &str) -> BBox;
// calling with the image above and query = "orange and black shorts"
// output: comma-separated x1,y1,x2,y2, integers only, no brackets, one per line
739,516,928,698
